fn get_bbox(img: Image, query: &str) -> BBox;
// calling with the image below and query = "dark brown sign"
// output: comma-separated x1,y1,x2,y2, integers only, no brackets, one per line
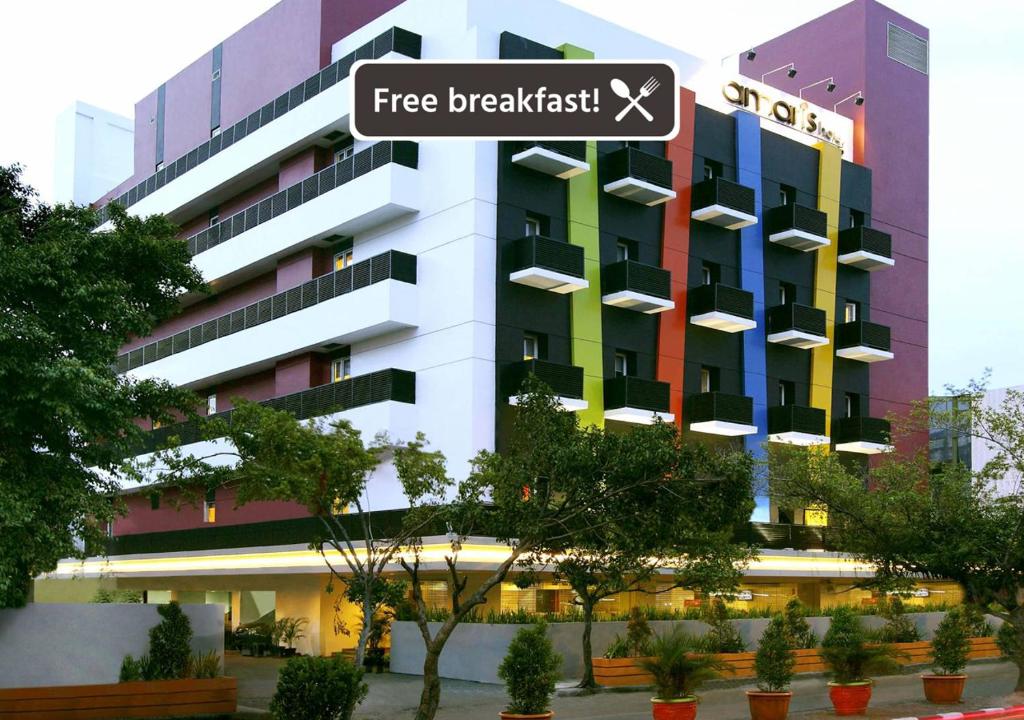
351,60,678,140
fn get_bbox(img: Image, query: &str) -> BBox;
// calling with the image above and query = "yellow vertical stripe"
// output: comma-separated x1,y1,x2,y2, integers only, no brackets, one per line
561,43,604,427
811,142,842,434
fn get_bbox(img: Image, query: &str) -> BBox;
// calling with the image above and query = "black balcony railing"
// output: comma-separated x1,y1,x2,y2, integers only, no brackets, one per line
768,405,826,436
688,283,754,320
602,260,671,300
833,416,891,446
504,359,584,400
838,226,893,259
133,369,415,455
766,303,827,337
117,250,416,373
687,391,754,426
603,147,672,190
509,236,585,279
186,141,418,256
690,177,756,216
94,27,422,225
737,522,835,551
763,203,828,239
834,320,891,352
516,141,587,162
604,376,671,413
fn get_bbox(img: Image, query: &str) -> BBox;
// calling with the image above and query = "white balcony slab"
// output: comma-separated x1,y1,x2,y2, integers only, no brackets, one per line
689,420,758,437
834,440,893,455
128,279,417,389
767,329,829,349
509,267,588,294
602,290,675,314
768,229,830,252
836,345,894,363
195,164,419,286
769,431,830,446
838,250,895,271
605,408,675,425
691,204,758,230
690,311,756,333
509,395,588,412
511,146,590,179
603,177,677,206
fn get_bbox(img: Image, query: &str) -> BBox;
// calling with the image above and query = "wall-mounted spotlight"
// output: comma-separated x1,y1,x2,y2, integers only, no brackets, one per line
745,49,757,61
834,91,865,111
761,63,796,83
799,77,837,99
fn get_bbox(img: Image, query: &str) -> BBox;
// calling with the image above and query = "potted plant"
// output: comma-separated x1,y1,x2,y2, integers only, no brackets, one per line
497,622,561,720
922,607,970,704
820,606,902,716
638,626,724,720
275,617,309,657
747,616,795,720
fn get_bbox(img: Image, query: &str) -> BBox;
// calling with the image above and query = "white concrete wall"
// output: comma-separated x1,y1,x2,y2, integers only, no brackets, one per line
0,603,222,688
972,385,1024,497
54,101,133,206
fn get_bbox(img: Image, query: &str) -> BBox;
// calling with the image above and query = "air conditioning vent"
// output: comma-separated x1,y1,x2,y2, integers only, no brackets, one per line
887,22,928,74
324,130,344,141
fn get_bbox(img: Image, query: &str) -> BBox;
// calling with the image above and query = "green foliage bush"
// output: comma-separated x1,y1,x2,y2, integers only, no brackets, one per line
996,620,1021,663
639,627,724,701
92,588,143,603
188,650,222,679
755,616,796,692
148,602,193,680
931,607,970,675
962,605,993,637
270,656,368,720
119,655,142,682
821,606,902,684
877,596,922,643
700,597,746,653
782,598,818,649
497,622,562,715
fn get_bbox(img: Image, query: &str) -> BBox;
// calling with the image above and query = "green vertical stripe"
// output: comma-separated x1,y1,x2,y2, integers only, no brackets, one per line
560,43,604,427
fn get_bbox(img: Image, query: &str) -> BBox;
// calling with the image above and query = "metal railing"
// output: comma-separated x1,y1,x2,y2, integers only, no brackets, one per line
690,177,755,216
509,236,584,278
504,359,584,400
687,391,754,426
604,376,670,412
767,303,826,337
688,283,754,319
835,319,890,351
833,416,891,445
763,203,828,238
603,147,672,189
767,405,826,436
602,260,671,299
838,225,892,258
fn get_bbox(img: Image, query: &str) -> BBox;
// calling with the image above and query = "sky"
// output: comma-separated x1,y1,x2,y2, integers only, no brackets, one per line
0,0,1021,393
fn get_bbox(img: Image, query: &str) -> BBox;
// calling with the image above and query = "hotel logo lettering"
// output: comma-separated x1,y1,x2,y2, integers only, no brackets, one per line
722,80,845,149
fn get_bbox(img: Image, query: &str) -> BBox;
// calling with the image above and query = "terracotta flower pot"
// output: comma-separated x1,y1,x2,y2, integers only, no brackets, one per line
921,674,966,704
651,697,698,720
499,712,553,720
747,691,792,720
827,682,873,716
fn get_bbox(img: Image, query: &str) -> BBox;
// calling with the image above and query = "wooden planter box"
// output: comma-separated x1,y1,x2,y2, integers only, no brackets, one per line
592,637,997,688
0,677,237,720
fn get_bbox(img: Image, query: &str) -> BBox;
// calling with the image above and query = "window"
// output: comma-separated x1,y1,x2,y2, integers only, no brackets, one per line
703,159,723,180
210,125,221,138
616,238,637,262
779,184,797,206
150,493,160,510
524,215,543,237
203,489,216,524
845,392,860,418
331,356,352,382
206,393,217,415
614,351,631,378
779,380,795,406
779,281,796,305
212,68,221,81
105,521,114,538
701,262,719,286
209,211,219,227
155,161,164,172
522,334,540,361
844,300,860,324
849,209,865,228
334,139,355,164
334,248,354,271
700,366,719,393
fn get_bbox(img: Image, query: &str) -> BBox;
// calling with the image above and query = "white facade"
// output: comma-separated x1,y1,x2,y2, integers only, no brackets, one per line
54,101,133,206
971,385,1024,497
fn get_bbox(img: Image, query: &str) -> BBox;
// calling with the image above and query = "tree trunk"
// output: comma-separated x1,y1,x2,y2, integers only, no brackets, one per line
414,643,444,720
578,597,597,689
354,592,373,669
1013,616,1024,693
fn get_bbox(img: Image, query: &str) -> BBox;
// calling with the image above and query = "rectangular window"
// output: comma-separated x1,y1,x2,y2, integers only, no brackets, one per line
331,356,352,382
522,334,540,361
210,125,221,138
209,213,219,227
334,138,355,164
701,262,719,286
616,238,637,262
779,380,795,406
779,184,796,206
155,161,164,172
703,159,723,180
524,215,543,237
700,366,719,393
849,209,865,228
206,393,217,415
614,351,630,378
844,301,860,324
150,493,160,510
203,488,216,524
779,282,796,305
845,392,860,418
334,249,354,271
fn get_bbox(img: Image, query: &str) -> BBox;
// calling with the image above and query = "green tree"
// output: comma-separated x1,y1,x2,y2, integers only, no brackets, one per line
497,622,561,716
148,601,193,679
0,165,204,607
770,379,1024,689
755,615,796,692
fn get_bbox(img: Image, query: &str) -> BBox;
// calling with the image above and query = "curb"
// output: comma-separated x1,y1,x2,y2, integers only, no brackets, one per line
892,705,1024,720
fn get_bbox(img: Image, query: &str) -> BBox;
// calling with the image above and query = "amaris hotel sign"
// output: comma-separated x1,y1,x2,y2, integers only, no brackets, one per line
721,78,852,158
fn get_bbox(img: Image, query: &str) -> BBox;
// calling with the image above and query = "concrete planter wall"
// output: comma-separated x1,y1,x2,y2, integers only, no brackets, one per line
0,603,223,689
390,612,998,685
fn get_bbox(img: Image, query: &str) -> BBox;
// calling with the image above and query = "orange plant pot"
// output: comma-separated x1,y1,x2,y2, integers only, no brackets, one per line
747,691,792,720
921,674,966,704
827,682,872,716
651,697,698,720
499,712,554,720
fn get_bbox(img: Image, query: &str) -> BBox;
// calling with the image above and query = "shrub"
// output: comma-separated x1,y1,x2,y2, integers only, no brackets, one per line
931,607,970,675
962,605,993,637
821,606,902,684
782,598,818,649
92,588,143,603
700,597,746,653
996,620,1021,664
877,596,921,643
274,617,309,650
148,602,193,680
603,635,631,659
638,627,724,701
188,650,222,679
497,622,562,716
755,616,796,692
119,655,142,682
626,606,653,656
270,656,368,720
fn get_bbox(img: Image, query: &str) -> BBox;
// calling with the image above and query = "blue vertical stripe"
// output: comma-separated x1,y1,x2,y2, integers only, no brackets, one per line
735,111,769,522
155,84,166,168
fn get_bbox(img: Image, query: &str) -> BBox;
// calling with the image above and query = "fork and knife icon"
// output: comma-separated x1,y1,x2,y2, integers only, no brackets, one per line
611,76,660,122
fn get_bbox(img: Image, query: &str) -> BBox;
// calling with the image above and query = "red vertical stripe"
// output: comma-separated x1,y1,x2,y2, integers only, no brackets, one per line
657,88,696,427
